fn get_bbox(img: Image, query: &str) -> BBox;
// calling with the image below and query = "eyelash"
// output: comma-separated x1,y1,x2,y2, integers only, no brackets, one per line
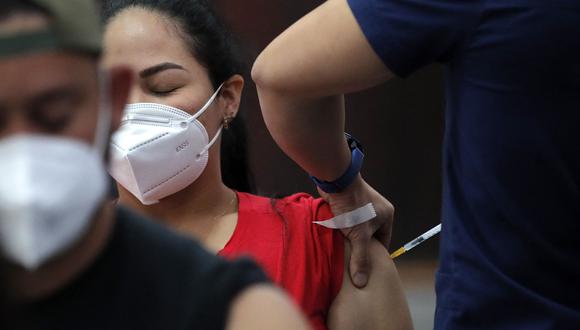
151,87,180,97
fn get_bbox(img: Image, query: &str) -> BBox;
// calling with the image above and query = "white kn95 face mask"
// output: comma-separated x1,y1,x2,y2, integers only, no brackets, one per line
0,73,112,270
0,73,111,271
109,84,224,205
0,136,108,270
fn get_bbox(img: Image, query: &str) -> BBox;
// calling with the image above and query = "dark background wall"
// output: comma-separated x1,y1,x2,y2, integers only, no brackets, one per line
214,0,444,259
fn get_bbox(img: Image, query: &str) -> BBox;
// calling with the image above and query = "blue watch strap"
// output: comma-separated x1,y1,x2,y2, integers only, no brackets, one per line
310,134,364,193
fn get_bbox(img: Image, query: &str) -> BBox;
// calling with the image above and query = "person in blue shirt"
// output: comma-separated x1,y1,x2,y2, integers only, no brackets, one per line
252,0,580,328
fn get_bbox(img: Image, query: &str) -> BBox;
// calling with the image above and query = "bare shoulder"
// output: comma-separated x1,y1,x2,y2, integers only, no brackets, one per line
328,241,413,330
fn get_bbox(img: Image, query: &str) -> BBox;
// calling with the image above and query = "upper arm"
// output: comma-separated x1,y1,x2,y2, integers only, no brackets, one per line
253,0,480,96
227,285,311,330
328,240,412,330
252,0,393,98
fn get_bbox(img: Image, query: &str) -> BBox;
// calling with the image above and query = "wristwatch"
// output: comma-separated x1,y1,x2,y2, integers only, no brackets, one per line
310,133,364,193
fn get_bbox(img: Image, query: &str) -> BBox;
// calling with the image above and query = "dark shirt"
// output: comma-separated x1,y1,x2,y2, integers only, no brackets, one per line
2,207,267,330
347,0,580,328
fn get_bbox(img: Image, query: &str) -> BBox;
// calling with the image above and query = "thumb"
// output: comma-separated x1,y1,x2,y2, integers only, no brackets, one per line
347,234,372,288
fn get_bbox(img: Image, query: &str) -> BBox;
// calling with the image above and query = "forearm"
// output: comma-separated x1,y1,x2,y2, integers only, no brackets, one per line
252,0,391,180
256,89,350,180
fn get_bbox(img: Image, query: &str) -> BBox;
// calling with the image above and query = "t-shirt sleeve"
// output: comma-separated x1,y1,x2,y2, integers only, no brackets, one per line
193,255,269,329
309,198,345,305
347,0,481,77
279,193,345,314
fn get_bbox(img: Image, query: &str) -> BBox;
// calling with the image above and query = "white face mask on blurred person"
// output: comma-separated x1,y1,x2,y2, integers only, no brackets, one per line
0,75,111,270
0,136,108,270
109,84,223,205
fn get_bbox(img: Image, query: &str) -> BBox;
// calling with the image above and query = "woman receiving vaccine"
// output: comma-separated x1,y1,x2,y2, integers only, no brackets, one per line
102,1,411,329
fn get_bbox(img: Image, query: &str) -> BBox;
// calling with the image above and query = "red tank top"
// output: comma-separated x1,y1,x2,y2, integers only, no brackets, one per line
219,192,344,330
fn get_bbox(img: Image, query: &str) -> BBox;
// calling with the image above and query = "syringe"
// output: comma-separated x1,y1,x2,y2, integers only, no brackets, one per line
390,223,441,259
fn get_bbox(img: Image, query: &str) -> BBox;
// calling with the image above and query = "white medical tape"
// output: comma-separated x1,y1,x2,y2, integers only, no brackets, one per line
314,203,376,229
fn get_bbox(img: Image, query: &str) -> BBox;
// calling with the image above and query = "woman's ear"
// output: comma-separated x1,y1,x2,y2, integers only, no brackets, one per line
107,66,133,132
219,74,244,118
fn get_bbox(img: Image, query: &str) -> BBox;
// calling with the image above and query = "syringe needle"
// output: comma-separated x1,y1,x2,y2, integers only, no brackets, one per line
390,223,442,259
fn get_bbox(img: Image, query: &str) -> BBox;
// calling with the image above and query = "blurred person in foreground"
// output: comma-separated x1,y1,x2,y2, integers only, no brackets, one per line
253,0,580,328
0,1,308,329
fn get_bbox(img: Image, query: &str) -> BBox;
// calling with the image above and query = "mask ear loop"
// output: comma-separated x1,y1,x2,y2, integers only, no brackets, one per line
94,71,112,156
197,126,223,159
187,83,224,123
186,83,225,159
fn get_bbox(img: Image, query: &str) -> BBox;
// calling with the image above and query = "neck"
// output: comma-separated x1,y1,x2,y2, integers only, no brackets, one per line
117,150,238,243
2,202,115,304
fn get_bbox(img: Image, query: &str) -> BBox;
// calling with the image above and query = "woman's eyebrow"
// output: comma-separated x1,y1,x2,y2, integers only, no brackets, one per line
139,62,187,78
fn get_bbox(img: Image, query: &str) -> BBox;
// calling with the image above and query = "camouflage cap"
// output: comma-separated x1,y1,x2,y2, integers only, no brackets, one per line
0,0,101,58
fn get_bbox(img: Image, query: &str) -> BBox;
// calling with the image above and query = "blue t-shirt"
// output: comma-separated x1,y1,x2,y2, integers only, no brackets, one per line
347,0,580,328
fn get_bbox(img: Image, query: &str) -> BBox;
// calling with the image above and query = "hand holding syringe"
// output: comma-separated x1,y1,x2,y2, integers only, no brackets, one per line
390,224,441,259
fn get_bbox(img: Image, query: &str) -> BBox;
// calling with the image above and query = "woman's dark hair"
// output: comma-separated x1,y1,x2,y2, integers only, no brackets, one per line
102,0,255,193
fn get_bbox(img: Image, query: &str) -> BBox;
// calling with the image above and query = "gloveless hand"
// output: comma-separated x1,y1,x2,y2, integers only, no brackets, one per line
318,174,394,288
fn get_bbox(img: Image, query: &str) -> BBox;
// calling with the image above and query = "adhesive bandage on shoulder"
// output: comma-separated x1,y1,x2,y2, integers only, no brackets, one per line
314,203,376,229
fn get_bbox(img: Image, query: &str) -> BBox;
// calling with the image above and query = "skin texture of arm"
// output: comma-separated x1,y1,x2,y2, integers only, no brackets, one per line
328,241,413,330
252,0,394,181
227,285,311,330
252,0,398,288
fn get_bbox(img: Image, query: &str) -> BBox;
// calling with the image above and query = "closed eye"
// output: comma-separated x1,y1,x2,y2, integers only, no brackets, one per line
27,87,83,133
151,86,180,97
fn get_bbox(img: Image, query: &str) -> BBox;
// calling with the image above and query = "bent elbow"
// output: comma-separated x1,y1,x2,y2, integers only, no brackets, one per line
251,52,276,91
252,48,299,94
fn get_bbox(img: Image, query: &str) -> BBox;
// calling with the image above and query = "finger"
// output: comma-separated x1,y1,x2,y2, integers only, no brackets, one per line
346,231,372,288
374,220,392,248
374,199,394,248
